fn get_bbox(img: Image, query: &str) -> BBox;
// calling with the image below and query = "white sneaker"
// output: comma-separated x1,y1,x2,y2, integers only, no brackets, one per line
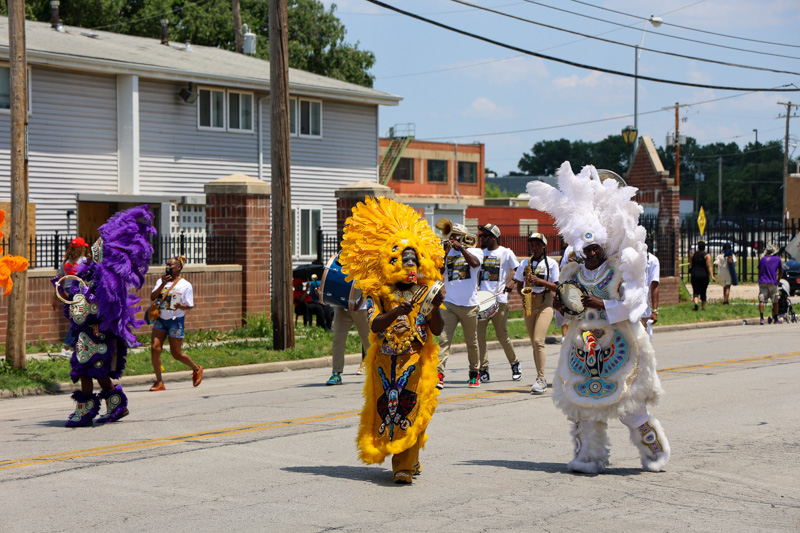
60,348,72,359
530,378,547,395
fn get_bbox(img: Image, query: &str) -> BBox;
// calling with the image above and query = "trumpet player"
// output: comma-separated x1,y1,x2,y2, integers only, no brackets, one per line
476,223,522,383
514,232,559,395
438,223,484,389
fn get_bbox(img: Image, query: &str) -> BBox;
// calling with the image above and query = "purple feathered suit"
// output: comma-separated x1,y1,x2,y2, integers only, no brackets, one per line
53,205,156,427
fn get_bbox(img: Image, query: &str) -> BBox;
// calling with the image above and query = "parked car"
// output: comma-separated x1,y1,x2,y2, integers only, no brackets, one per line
689,239,752,257
783,259,800,296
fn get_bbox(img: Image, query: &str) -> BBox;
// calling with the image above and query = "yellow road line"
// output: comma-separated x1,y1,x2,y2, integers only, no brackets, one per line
2,351,797,470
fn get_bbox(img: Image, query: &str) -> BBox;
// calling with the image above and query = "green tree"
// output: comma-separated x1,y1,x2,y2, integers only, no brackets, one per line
485,182,508,198
518,135,631,176
9,0,376,87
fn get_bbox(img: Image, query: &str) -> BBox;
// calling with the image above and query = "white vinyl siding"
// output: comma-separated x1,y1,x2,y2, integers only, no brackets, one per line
139,80,259,195
0,67,118,233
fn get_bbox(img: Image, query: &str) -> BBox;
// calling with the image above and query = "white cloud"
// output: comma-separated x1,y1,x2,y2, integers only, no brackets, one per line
552,70,606,89
462,97,515,119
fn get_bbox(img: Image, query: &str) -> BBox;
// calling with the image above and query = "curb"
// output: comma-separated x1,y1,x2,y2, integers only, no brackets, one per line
1,318,755,398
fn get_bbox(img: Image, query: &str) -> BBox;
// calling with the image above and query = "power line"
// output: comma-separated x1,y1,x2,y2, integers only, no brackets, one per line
449,0,800,75
365,0,800,92
566,0,800,50
421,91,783,141
515,0,800,61
89,0,219,32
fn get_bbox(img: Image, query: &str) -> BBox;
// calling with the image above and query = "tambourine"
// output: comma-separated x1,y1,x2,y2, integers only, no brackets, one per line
556,281,588,315
417,280,444,316
54,275,96,324
54,275,87,305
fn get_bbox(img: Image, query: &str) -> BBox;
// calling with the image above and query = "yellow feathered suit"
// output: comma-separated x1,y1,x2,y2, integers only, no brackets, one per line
339,197,444,466
0,209,29,296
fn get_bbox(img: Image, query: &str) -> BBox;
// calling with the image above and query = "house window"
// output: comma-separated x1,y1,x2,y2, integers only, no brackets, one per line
228,90,253,132
393,158,414,181
299,99,322,137
289,98,297,135
427,159,447,183
458,161,478,183
292,207,322,258
0,65,32,113
198,88,226,130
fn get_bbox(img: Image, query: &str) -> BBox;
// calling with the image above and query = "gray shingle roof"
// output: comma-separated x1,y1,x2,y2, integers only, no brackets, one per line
0,17,401,106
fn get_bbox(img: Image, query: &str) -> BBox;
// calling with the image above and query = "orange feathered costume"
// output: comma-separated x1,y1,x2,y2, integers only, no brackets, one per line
0,209,29,296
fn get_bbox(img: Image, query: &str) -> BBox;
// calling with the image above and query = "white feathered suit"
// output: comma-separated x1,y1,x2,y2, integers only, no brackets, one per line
528,162,670,474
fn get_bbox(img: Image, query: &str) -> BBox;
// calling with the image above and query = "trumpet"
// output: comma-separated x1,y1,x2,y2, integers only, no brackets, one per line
521,263,533,317
435,217,477,247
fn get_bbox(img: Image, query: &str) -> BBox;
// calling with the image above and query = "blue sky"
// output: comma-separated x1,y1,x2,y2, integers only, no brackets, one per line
322,0,800,176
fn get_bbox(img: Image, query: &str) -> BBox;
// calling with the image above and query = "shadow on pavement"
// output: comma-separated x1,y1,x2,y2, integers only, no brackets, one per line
458,459,646,477
282,465,393,485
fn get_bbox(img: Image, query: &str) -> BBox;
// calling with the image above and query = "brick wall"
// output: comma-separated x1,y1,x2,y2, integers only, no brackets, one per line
0,265,243,345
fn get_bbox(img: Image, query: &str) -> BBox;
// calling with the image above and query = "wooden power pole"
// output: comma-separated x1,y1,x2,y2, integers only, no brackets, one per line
232,0,243,54
778,101,799,220
270,0,294,349
674,102,681,188
7,0,29,369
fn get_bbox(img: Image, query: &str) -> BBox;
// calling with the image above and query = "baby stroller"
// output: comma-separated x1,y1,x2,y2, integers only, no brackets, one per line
777,279,797,323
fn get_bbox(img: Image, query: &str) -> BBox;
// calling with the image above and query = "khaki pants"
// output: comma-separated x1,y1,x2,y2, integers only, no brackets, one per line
331,306,371,374
438,301,480,374
477,302,518,370
523,291,554,379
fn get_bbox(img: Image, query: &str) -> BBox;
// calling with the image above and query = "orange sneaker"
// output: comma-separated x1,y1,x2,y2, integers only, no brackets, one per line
149,381,165,391
192,366,204,387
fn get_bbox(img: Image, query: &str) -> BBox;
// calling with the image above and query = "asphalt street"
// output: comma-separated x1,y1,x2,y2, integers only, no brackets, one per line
1,323,798,532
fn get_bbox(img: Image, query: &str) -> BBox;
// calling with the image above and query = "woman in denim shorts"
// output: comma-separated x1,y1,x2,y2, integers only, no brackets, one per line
148,255,203,391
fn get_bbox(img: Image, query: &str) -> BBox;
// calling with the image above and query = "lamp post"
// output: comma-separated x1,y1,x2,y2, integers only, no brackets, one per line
634,15,663,133
753,129,759,216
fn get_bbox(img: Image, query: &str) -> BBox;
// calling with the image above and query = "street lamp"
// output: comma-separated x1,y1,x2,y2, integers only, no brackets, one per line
634,15,663,133
622,125,638,168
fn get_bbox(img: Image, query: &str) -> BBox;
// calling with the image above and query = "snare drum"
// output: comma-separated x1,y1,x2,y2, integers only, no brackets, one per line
476,289,499,321
320,253,363,311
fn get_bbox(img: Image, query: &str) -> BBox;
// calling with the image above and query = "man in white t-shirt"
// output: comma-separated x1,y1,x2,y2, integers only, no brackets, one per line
514,233,560,395
641,251,660,341
437,224,484,389
476,223,522,383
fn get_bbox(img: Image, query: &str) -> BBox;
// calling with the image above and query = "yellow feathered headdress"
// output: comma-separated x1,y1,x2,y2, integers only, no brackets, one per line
339,196,444,296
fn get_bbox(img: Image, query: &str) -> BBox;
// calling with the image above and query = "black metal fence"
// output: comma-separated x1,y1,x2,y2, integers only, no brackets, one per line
680,216,798,282
2,233,237,269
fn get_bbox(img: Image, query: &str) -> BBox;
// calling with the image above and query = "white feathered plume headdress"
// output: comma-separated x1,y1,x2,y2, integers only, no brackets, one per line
527,161,648,321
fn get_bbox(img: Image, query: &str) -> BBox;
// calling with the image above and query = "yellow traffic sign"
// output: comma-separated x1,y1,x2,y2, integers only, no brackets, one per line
698,207,706,237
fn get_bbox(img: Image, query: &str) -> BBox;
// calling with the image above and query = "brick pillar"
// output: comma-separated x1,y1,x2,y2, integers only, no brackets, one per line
205,174,271,318
335,180,395,234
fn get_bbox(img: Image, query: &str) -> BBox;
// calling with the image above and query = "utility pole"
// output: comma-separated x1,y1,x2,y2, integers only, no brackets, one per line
753,129,759,216
718,157,722,217
6,0,29,370
674,102,681,188
778,101,799,220
270,0,294,349
232,0,243,54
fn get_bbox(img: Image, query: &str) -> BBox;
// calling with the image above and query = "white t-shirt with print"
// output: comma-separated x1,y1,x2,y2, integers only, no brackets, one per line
514,255,560,293
480,246,519,304
152,278,194,320
444,247,484,306
642,252,660,318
